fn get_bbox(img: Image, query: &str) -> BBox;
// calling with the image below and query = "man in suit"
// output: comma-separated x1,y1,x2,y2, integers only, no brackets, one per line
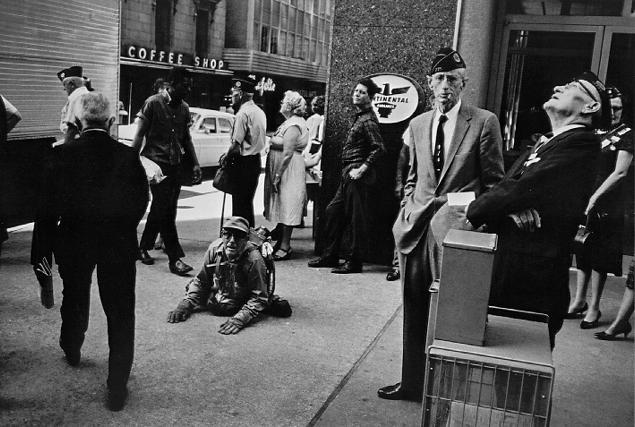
378,48,505,401
466,71,609,348
31,92,149,411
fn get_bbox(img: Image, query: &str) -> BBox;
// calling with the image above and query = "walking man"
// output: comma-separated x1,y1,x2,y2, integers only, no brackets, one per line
133,67,201,275
378,48,505,401
308,77,386,274
31,92,148,411
57,65,89,145
225,76,267,227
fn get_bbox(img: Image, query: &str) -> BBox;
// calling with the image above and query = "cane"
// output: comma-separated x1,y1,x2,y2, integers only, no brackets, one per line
219,191,227,237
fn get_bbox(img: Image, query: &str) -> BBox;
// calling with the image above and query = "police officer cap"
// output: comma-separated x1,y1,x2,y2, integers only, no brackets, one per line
223,216,250,234
429,48,466,75
57,66,83,82
232,75,258,93
575,71,611,130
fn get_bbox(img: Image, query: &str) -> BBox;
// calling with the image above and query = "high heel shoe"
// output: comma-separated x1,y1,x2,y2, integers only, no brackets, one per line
564,302,588,319
580,311,601,329
594,322,632,340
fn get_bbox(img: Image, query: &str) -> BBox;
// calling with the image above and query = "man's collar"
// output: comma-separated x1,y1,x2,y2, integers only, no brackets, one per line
356,105,374,116
238,100,255,111
81,127,110,134
68,86,89,101
436,99,461,119
551,124,585,138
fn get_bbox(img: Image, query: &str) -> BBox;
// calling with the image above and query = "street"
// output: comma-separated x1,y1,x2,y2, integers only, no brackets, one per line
0,175,633,426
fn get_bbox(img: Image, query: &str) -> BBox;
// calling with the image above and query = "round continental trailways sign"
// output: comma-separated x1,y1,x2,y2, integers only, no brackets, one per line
368,73,422,124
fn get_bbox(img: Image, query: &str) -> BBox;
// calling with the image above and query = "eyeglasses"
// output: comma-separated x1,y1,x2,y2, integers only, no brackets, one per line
222,229,247,240
570,79,598,102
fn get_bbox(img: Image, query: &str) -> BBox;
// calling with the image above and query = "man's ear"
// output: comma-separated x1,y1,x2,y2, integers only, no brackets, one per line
107,116,116,130
426,75,433,90
583,100,601,115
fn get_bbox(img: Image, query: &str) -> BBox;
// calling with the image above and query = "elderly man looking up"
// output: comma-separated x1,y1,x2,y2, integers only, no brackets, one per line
466,71,610,348
31,92,149,411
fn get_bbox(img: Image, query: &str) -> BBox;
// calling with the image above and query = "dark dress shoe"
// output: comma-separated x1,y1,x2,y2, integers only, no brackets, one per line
377,382,422,402
62,348,81,367
107,386,129,411
308,256,340,268
386,268,400,281
580,311,601,329
139,249,154,265
169,259,193,276
331,260,362,274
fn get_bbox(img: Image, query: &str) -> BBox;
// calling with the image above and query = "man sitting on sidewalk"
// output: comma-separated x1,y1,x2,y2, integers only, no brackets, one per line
167,216,290,334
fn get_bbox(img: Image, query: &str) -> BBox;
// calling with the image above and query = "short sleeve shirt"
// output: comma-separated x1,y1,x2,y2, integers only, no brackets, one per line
231,100,267,156
138,93,191,166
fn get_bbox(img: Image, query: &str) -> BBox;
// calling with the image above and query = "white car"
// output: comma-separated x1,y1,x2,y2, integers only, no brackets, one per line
118,107,235,168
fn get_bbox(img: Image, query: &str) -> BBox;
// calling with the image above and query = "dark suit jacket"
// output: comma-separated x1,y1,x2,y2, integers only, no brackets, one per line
467,126,600,319
467,127,600,258
31,129,149,266
393,102,505,255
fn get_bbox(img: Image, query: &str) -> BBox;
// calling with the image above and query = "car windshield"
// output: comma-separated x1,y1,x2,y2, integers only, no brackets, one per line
190,112,200,126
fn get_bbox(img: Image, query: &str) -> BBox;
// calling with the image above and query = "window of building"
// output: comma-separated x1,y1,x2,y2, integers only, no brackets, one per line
270,28,279,54
155,0,171,52
261,25,270,52
507,0,629,16
195,8,210,57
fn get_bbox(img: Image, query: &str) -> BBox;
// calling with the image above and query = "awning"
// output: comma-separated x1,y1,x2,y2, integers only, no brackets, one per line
120,57,233,76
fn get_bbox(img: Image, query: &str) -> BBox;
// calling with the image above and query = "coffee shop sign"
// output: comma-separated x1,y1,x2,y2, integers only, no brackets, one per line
125,45,225,70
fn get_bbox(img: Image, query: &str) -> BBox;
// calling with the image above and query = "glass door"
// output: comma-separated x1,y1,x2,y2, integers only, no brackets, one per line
494,24,603,150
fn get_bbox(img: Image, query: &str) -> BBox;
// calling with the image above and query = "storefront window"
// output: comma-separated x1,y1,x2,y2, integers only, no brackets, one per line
507,0,627,16
499,30,595,150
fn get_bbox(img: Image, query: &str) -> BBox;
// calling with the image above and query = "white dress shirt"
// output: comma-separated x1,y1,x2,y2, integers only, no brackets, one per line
431,99,462,160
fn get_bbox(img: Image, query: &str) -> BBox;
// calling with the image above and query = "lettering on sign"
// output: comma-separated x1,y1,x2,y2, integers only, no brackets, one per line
256,77,276,94
124,45,225,70
368,74,420,124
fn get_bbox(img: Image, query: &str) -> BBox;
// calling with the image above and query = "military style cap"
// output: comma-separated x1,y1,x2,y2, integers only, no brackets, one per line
429,47,466,75
223,216,250,234
575,71,611,130
231,75,258,93
57,65,83,82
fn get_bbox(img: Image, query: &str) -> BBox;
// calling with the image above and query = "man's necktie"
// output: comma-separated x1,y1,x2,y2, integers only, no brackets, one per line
433,114,447,179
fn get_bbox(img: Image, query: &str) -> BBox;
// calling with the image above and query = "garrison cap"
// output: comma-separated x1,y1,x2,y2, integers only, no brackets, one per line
223,216,250,234
57,66,83,82
575,71,611,130
231,75,258,93
429,48,466,75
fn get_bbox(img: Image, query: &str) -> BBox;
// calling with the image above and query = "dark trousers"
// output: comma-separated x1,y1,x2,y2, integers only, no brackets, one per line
231,154,261,227
322,176,370,262
58,259,136,391
398,238,431,397
140,167,184,262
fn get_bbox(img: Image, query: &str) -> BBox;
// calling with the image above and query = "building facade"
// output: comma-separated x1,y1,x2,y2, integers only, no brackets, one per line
119,0,232,122
319,0,634,263
224,0,333,129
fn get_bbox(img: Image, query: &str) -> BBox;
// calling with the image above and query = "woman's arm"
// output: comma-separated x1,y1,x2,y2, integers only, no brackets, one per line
585,149,633,214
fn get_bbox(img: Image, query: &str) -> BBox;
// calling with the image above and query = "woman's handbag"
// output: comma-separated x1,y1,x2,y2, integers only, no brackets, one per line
212,154,237,194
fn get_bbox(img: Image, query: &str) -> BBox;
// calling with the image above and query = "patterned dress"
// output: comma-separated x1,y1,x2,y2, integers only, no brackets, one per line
264,115,309,226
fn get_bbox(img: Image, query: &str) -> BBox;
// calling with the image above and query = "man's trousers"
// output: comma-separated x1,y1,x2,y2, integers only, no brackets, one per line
59,259,136,391
231,154,261,227
140,167,184,263
321,176,370,262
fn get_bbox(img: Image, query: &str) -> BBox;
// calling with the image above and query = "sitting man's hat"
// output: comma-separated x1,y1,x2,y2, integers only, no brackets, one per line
575,71,611,130
57,66,83,82
429,47,466,75
231,75,258,93
223,216,250,234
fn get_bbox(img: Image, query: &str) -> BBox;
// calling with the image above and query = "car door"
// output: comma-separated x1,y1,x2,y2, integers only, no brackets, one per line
194,116,218,167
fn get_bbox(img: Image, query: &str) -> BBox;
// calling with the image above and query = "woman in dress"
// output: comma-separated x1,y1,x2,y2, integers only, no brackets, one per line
567,86,634,329
264,91,309,260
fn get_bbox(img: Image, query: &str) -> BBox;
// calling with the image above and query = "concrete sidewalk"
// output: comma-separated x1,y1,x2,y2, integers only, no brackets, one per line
1,181,633,426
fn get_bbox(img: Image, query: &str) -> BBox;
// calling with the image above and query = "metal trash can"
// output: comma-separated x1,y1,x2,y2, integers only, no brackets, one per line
422,315,554,427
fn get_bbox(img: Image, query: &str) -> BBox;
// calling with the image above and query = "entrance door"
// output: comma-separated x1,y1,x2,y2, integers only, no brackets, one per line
494,23,634,151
